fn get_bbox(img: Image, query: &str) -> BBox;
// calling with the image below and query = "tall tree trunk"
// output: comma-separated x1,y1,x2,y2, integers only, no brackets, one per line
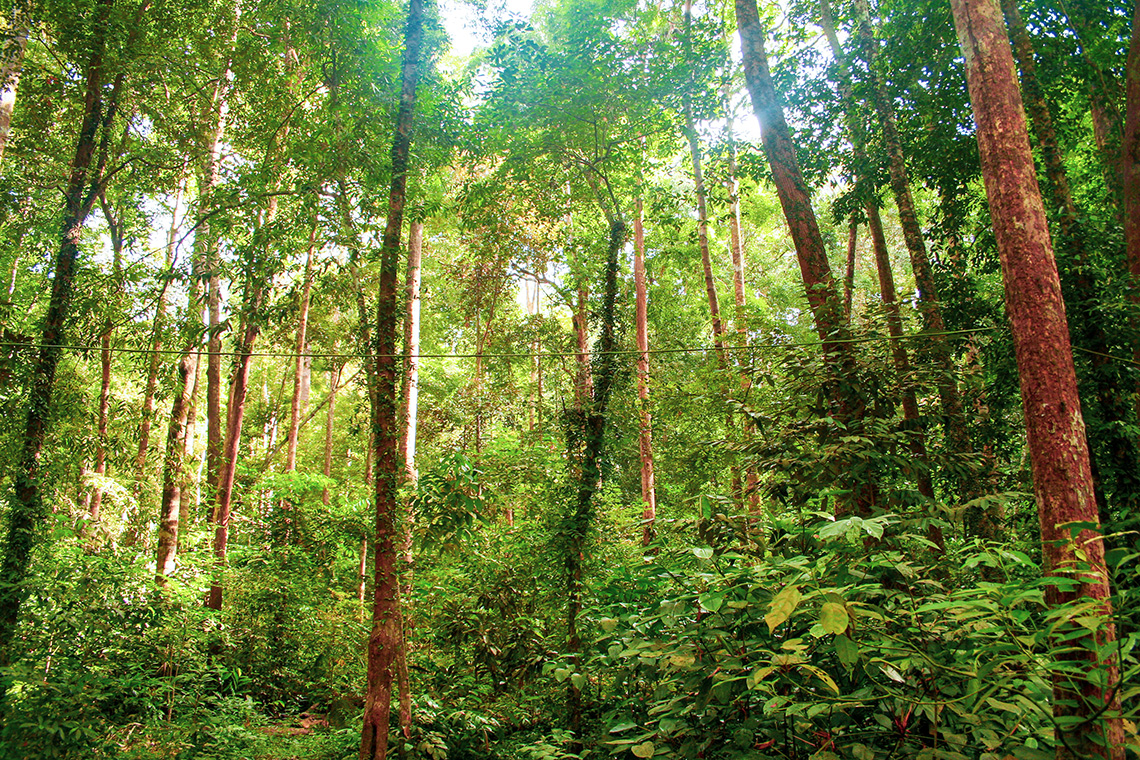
0,6,27,164
91,195,124,522
723,85,749,342
1123,2,1140,407
567,218,626,752
323,365,340,506
136,176,185,501
155,283,203,585
399,221,422,485
843,220,857,322
286,218,319,472
867,202,940,545
201,7,241,518
207,285,263,610
950,0,1124,755
395,220,422,758
736,0,872,515
360,0,426,755
0,0,137,665
852,0,970,465
634,198,657,547
1003,0,1140,518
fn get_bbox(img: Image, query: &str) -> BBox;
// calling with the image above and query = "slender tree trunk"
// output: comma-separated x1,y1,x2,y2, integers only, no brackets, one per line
394,220,422,759
0,9,27,165
723,88,749,342
0,0,134,665
92,194,124,524
867,203,940,545
180,347,203,543
155,284,203,584
201,9,241,517
360,0,426,755
136,177,184,500
286,219,319,472
951,0,1124,755
634,198,657,547
207,291,263,610
843,220,857,322
572,285,591,407
323,365,340,506
399,221,422,485
852,0,970,465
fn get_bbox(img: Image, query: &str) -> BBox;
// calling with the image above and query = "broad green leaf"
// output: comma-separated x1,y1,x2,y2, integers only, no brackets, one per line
692,547,713,560
668,653,695,668
570,673,587,690
600,617,619,632
553,667,570,682
699,591,725,613
820,602,849,634
835,634,859,668
765,585,802,633
609,722,638,734
632,741,656,758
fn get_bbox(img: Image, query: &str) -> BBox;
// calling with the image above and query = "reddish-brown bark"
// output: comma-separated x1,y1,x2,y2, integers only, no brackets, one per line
360,0,426,755
951,0,1124,754
399,221,423,485
634,198,657,547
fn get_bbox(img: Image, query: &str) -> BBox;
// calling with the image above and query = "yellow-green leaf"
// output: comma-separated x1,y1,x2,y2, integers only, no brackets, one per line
820,602,849,635
765,585,802,633
632,741,656,758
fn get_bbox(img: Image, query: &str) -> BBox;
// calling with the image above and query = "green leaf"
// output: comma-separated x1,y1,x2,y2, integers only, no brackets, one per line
609,721,639,734
699,592,725,613
692,547,713,560
553,668,570,682
820,602,849,634
632,741,656,758
765,585,802,633
570,673,587,690
835,634,859,668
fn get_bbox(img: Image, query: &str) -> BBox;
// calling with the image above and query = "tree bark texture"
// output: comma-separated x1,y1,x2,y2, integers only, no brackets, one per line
633,198,657,547
950,0,1124,755
360,0,426,755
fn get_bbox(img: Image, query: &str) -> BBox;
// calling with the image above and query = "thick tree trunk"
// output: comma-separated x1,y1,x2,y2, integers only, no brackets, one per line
1003,0,1140,518
360,0,426,755
286,220,319,472
634,198,657,547
950,0,1124,755
0,0,130,665
852,0,970,465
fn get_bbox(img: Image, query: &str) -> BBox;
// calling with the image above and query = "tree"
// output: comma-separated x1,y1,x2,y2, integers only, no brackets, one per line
950,0,1124,754
360,0,428,756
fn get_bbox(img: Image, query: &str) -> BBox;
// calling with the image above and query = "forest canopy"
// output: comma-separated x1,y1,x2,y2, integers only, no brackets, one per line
0,0,1137,758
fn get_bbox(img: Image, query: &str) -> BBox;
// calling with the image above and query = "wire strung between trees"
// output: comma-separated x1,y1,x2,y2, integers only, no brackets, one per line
0,326,1009,362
